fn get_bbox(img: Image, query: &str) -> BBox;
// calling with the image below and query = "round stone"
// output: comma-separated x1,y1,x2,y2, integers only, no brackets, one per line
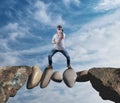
63,68,77,88
76,70,89,82
51,71,63,83
40,66,53,88
27,66,42,89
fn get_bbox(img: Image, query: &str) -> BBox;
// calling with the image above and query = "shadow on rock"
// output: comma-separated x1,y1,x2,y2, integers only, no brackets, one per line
88,67,120,103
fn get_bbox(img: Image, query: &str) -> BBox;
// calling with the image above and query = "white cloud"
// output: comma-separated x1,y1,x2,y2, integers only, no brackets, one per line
34,1,50,24
0,53,21,66
0,39,9,50
33,1,65,27
66,9,120,68
0,23,19,50
94,0,120,11
0,22,36,66
63,0,80,7
2,22,30,41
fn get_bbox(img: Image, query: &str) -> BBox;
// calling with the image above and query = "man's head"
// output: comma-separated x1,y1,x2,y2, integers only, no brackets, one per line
57,25,63,34
57,25,62,29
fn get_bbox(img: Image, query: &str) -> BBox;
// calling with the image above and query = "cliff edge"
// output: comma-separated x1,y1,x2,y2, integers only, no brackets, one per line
89,68,120,103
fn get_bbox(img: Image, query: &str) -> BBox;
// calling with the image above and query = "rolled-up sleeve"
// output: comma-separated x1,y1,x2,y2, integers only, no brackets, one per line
52,35,55,44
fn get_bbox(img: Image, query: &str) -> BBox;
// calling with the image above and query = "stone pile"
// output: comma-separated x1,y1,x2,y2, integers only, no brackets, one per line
27,66,77,89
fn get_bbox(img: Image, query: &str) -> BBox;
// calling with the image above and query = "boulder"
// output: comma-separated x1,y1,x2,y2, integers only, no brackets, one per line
63,67,77,88
40,66,53,88
0,66,32,103
76,70,89,82
51,71,63,83
27,66,42,89
88,67,120,103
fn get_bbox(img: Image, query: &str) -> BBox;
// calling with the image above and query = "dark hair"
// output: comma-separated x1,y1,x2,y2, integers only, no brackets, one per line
57,25,62,28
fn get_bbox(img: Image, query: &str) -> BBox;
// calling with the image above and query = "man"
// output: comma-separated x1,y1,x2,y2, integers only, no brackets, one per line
48,25,71,68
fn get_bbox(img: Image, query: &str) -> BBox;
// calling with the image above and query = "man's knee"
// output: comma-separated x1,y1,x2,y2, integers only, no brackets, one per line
66,55,70,60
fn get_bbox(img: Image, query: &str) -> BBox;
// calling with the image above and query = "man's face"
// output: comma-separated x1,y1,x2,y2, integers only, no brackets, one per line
57,28,62,34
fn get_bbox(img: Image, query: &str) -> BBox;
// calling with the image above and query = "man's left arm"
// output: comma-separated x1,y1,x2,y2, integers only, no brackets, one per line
61,33,64,39
57,33,65,43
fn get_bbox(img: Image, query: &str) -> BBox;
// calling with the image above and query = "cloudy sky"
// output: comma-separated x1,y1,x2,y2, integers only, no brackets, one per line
0,0,120,103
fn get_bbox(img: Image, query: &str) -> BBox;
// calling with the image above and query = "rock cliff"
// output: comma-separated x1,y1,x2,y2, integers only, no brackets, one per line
77,67,120,103
0,66,32,103
89,68,120,103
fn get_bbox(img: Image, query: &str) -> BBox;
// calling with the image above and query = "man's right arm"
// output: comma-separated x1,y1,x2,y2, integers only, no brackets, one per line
52,35,56,44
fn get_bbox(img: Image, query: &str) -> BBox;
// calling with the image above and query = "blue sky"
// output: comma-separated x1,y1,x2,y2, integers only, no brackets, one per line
1,0,120,103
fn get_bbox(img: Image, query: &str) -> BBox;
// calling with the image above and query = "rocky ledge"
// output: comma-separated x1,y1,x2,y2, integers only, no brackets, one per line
0,66,120,103
89,68,120,103
0,66,32,103
77,67,120,103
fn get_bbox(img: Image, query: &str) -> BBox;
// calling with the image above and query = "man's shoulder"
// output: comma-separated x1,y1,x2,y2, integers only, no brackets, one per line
63,33,66,37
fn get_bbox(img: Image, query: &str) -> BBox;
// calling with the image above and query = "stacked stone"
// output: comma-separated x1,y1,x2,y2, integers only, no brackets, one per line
27,66,77,89
37,66,89,88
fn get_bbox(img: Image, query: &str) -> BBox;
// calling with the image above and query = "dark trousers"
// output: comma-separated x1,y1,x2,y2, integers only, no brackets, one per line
48,49,70,66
